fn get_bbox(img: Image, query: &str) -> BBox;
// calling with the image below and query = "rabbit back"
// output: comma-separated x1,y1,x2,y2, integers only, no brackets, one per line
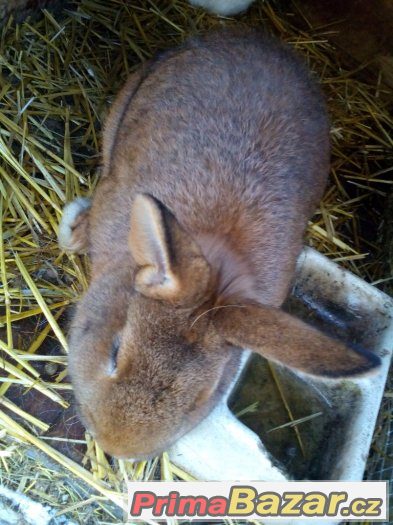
91,29,330,305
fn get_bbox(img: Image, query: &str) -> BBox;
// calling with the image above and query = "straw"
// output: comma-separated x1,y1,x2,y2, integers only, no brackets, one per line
0,0,391,522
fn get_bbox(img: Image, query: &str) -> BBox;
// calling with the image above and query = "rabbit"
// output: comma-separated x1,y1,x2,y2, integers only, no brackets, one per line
59,28,380,459
188,0,255,16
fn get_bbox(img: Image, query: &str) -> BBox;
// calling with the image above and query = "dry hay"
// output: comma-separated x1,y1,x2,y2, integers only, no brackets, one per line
0,0,392,522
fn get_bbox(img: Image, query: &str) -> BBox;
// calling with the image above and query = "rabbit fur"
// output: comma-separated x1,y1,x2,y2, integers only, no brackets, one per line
59,29,380,459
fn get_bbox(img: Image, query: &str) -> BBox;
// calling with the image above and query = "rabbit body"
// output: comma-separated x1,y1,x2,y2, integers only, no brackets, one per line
91,30,329,305
63,30,378,459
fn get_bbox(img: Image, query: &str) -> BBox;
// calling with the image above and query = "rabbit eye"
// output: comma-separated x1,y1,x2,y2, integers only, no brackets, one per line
108,335,121,375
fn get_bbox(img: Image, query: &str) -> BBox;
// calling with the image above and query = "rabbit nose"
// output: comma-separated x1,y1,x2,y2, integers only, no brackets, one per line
95,432,169,459
101,441,156,459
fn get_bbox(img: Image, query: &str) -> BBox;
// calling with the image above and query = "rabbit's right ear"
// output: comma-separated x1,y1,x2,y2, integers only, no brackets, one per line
213,303,380,378
129,193,211,305
129,193,178,297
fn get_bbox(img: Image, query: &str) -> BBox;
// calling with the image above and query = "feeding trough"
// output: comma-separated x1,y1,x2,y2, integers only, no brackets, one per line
169,247,393,487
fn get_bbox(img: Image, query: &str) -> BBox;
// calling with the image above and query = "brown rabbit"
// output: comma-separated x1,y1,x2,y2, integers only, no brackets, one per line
59,28,380,459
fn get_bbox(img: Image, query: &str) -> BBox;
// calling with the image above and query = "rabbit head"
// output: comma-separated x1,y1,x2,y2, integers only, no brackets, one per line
68,194,242,458
68,194,380,459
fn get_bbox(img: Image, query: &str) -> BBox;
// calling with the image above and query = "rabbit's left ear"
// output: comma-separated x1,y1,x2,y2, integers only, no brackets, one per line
213,304,380,378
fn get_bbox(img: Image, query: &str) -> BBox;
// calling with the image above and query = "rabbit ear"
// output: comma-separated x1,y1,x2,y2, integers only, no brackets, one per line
129,193,178,298
129,194,211,304
213,303,380,378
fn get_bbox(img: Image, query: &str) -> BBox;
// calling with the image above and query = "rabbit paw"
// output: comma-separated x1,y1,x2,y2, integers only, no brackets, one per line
58,198,91,253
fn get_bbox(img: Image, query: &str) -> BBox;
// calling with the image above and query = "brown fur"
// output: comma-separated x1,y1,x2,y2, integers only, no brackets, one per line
62,28,379,459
